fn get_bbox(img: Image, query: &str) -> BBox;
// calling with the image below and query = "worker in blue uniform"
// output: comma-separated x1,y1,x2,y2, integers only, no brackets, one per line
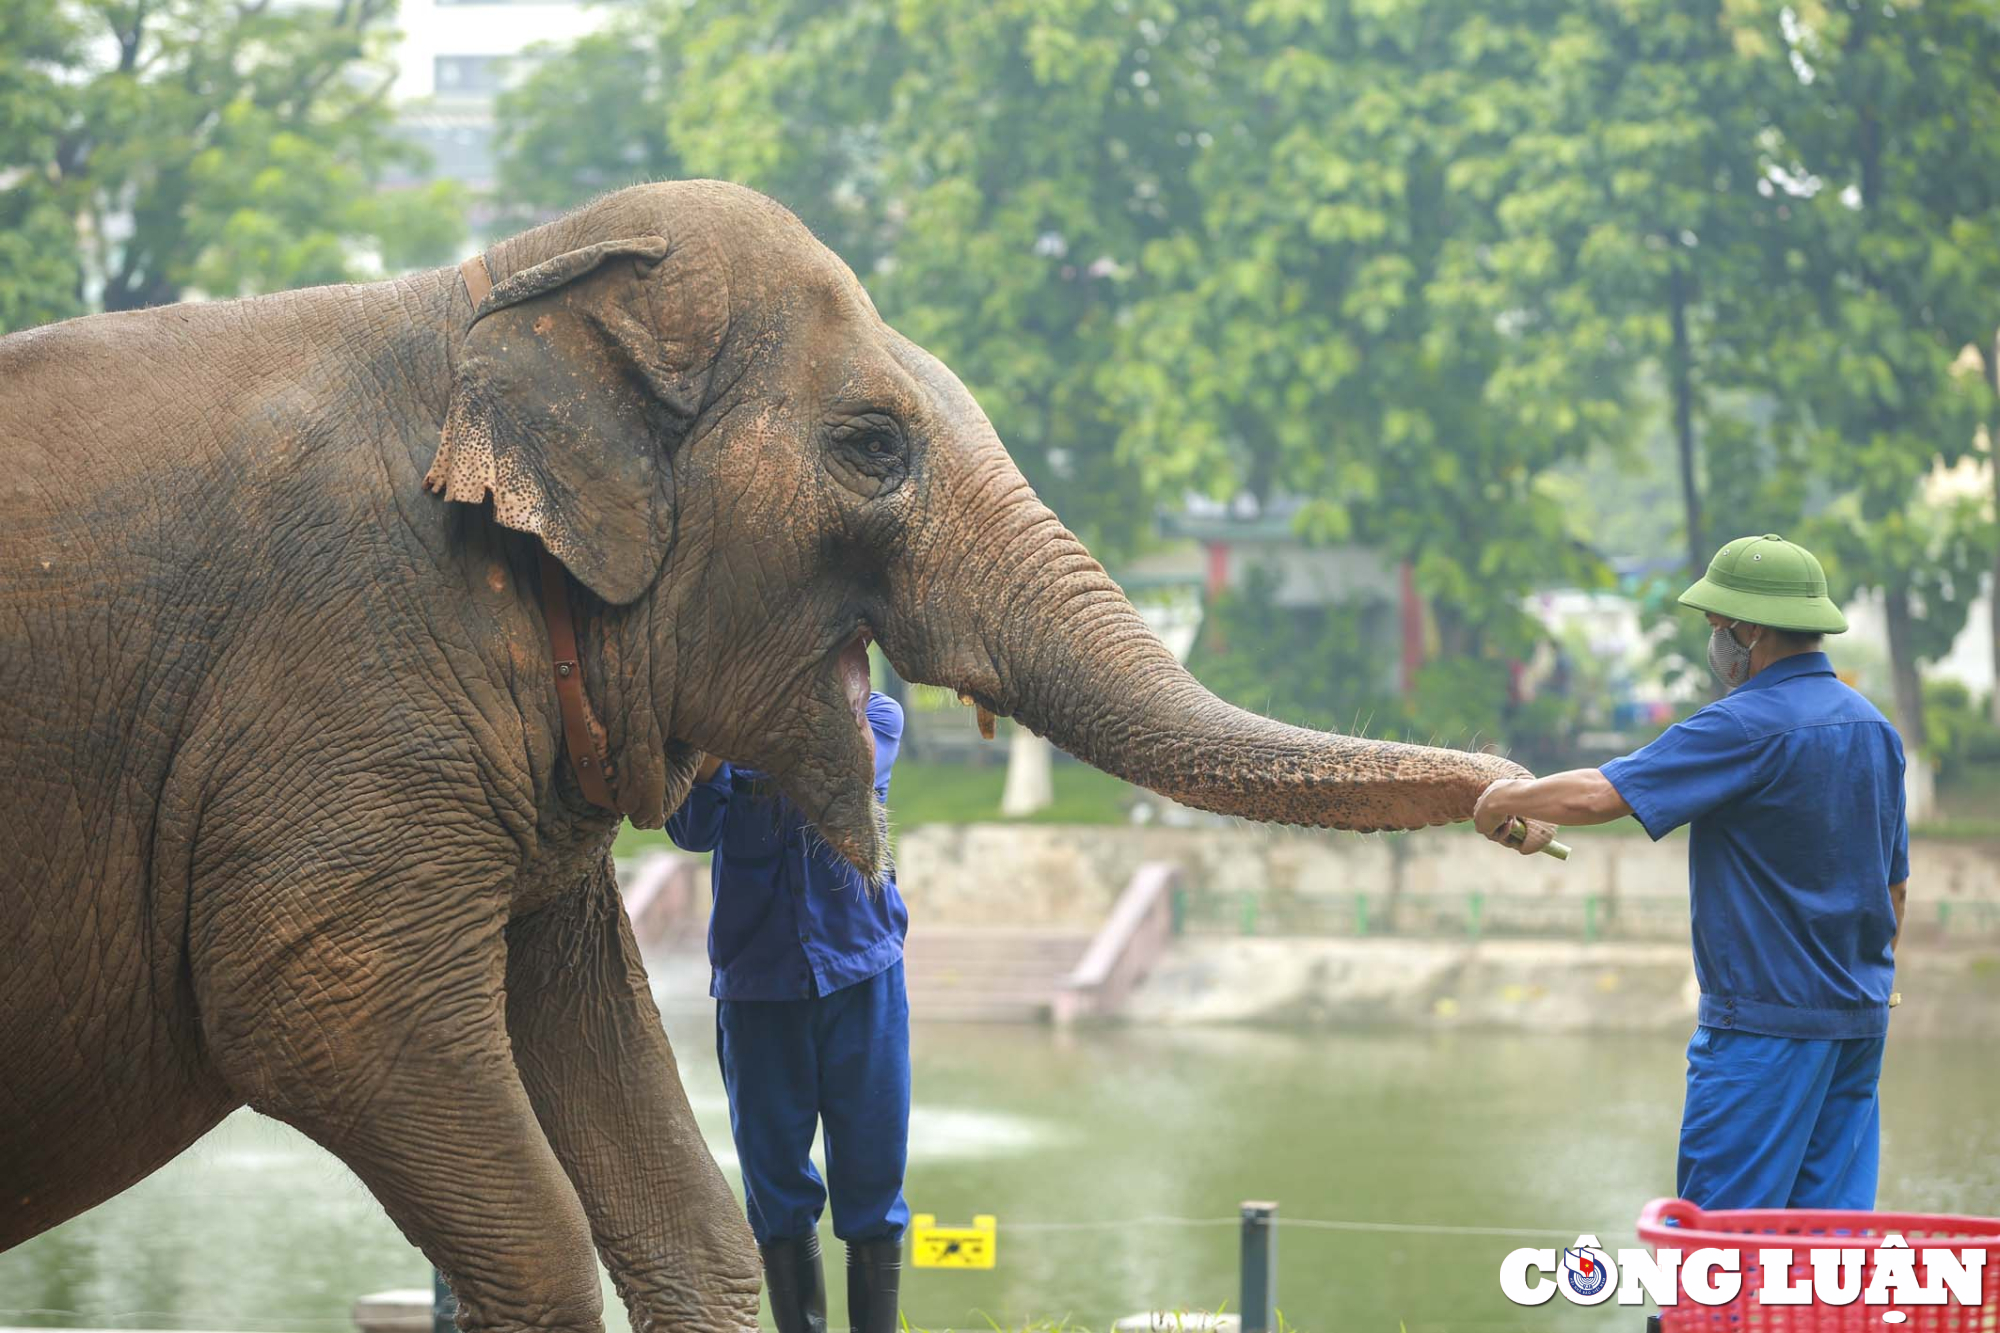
1473,535,1909,1210
667,692,910,1333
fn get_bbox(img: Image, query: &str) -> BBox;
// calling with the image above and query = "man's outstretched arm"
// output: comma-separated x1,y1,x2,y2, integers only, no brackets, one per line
1474,768,1632,843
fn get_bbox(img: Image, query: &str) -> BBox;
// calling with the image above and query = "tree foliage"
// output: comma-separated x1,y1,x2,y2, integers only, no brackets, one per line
1751,0,2000,751
492,0,2000,757
0,1,87,330
0,0,464,334
1186,566,1400,736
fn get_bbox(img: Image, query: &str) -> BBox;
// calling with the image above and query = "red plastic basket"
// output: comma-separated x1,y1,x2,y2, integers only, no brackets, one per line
1636,1198,2000,1332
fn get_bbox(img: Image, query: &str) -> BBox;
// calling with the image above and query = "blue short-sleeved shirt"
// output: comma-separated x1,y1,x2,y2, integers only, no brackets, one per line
1600,653,1907,1040
665,693,907,1002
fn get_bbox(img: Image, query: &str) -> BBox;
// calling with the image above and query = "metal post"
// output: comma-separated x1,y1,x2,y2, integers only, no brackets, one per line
1240,1200,1278,1333
432,1268,457,1333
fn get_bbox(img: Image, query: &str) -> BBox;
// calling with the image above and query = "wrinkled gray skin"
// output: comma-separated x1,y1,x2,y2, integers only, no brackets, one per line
0,182,1542,1329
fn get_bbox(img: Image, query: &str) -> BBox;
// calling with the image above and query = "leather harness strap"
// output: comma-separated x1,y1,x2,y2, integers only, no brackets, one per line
538,548,622,812
459,253,493,310
459,253,626,816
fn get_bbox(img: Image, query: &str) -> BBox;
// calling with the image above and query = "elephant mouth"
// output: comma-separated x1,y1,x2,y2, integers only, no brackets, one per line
837,627,873,733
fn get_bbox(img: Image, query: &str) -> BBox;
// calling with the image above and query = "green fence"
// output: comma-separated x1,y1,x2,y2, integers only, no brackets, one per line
1172,886,2000,943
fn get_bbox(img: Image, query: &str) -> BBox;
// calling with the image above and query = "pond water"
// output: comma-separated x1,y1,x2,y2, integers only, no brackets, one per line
3,1010,1994,1333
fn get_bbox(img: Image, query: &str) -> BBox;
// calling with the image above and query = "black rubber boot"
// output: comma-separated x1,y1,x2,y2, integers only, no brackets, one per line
758,1234,829,1333
845,1237,903,1333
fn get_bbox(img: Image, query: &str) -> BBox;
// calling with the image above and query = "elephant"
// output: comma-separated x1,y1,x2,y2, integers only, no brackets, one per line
0,180,1549,1331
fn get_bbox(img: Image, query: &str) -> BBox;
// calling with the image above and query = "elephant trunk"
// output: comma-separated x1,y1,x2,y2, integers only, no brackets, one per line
885,482,1527,831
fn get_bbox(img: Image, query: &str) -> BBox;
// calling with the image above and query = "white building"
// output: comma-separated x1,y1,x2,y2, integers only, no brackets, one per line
391,0,607,101
384,0,616,200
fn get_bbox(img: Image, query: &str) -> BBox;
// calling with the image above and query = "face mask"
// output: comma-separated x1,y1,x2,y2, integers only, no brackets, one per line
1706,622,1759,689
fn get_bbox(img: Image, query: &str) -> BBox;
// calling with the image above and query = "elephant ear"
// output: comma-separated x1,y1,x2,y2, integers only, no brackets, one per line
426,235,724,604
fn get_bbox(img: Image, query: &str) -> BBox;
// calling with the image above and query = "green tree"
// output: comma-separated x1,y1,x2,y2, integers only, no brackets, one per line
1462,2,1795,587
496,0,905,294
501,0,1208,559
494,0,2000,765
0,0,463,336
494,24,688,221
1187,566,1402,735
499,0,1655,745
1750,0,2000,782
0,0,86,330
1104,1,1634,706
854,0,1228,558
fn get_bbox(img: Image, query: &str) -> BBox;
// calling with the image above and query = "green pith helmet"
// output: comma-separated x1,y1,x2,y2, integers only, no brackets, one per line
1679,534,1849,634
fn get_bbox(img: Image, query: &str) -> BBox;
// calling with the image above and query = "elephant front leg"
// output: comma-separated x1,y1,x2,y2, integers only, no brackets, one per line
505,859,762,1333
198,901,607,1333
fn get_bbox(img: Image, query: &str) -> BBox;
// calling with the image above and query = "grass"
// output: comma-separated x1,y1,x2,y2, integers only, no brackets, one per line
613,759,1140,859
608,752,1144,856
607,757,2000,857
887,759,1141,827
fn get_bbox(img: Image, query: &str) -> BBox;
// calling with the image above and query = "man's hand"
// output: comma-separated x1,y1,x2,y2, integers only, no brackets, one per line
1474,779,1558,856
693,752,726,783
1473,767,1629,855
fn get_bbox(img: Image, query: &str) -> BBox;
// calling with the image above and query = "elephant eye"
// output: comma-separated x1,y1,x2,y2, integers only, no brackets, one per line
827,412,909,499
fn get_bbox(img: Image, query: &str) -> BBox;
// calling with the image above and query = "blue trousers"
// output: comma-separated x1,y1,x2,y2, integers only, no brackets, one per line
715,961,911,1245
1677,1025,1884,1210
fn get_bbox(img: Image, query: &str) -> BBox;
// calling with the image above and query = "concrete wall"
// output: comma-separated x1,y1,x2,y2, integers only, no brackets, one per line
891,824,2000,1032
1119,936,2000,1036
896,824,2000,939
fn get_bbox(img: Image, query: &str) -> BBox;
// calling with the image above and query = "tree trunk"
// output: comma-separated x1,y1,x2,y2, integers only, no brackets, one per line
1989,330,2000,728
1669,261,1703,582
1883,581,1935,823
999,725,1054,818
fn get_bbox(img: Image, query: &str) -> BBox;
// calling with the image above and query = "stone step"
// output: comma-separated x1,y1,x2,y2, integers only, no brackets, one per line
908,998,1054,1024
911,977,1075,990
912,972,1080,992
908,928,1096,940
901,927,1092,1024
906,933,1089,954
905,942,1088,960
905,941,1089,968
644,926,1095,1023
905,955,1085,973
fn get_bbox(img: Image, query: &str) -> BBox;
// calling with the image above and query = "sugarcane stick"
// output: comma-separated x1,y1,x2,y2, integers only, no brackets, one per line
1506,817,1572,861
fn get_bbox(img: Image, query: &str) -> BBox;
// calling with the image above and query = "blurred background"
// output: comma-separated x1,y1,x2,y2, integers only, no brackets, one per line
5,1,2000,1329
7,0,2000,827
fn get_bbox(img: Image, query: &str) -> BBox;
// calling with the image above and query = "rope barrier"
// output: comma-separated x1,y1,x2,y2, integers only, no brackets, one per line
1002,1216,1238,1232
995,1212,1573,1239
1280,1217,1577,1239
0,1213,1575,1328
